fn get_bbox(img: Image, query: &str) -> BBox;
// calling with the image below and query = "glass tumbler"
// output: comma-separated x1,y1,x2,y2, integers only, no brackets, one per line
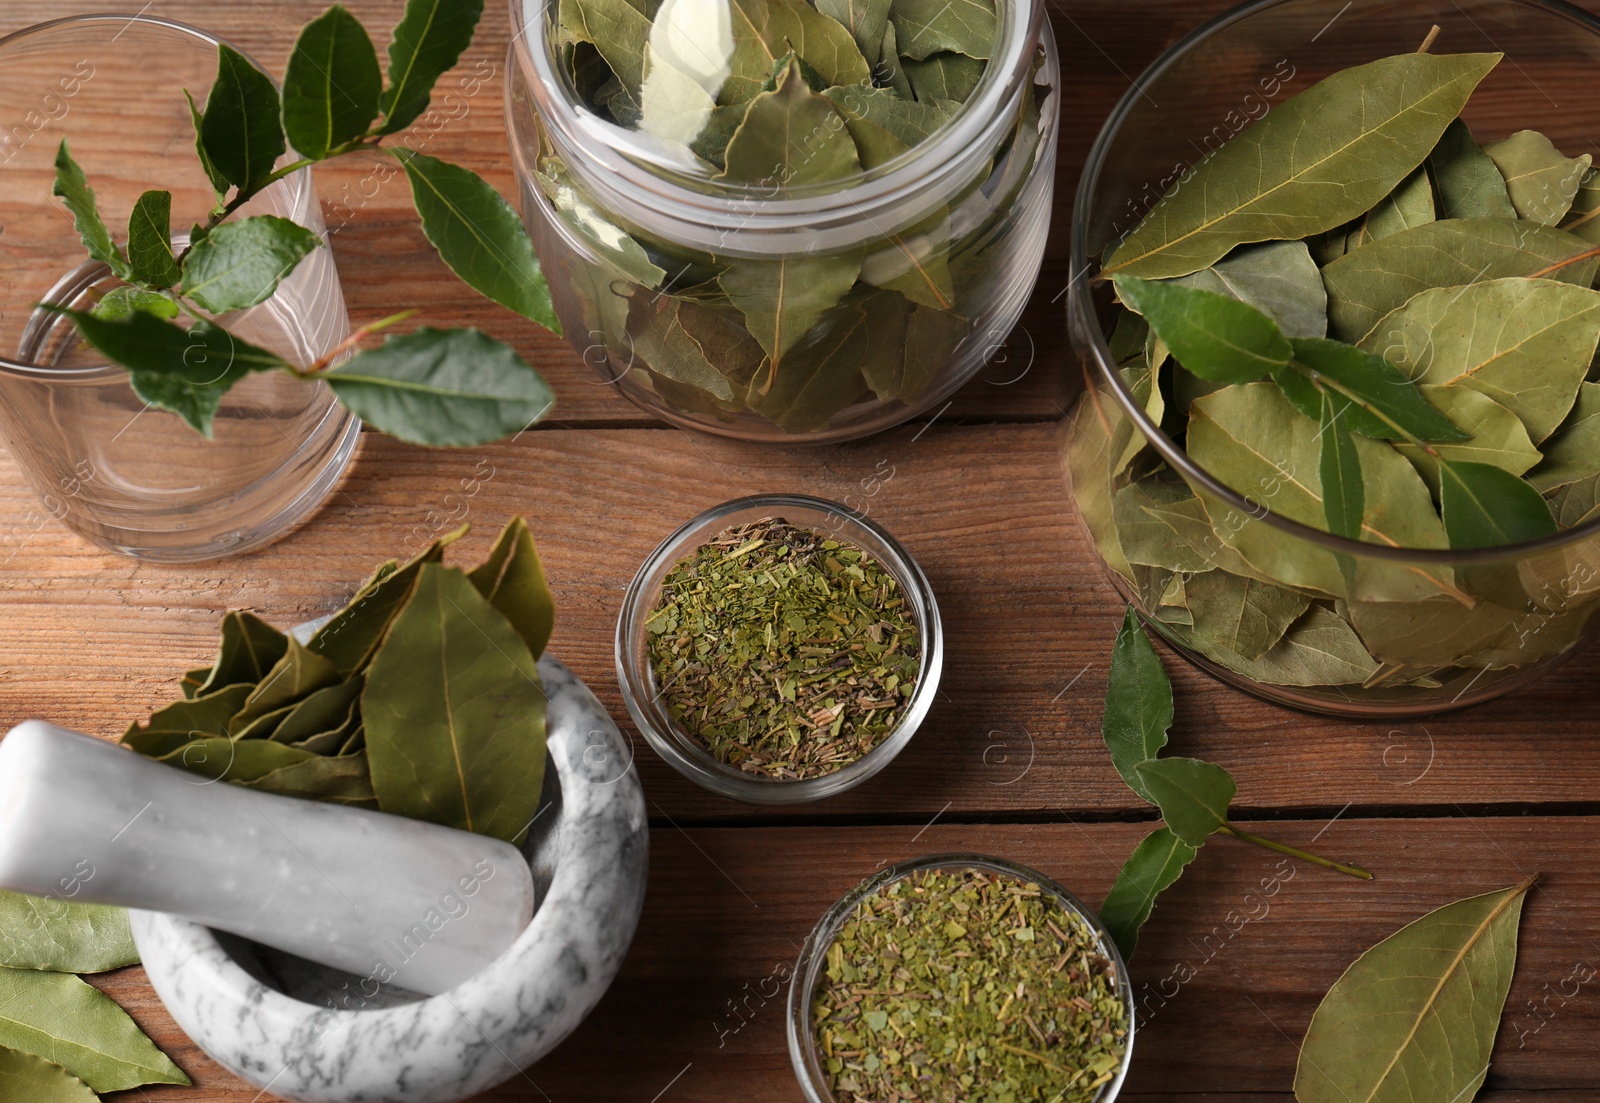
0,15,359,563
1067,0,1600,717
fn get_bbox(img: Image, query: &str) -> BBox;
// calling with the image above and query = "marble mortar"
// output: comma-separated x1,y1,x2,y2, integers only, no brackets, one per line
132,657,648,1103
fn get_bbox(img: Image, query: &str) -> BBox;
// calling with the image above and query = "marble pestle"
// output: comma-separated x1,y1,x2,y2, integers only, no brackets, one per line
0,721,535,996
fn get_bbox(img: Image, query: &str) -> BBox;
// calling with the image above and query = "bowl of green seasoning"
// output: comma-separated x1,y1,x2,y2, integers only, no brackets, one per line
789,855,1134,1103
616,494,942,804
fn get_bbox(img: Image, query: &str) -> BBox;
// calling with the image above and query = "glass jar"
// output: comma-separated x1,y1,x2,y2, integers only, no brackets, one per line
507,0,1060,443
787,854,1135,1103
1067,0,1600,716
0,16,358,562
616,494,943,803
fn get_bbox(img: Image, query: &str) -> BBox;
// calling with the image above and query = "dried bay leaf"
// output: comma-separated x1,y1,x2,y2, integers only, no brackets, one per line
1065,385,1134,582
1362,277,1600,442
1560,167,1600,242
1167,240,1328,340
1099,827,1197,961
898,302,969,402
0,969,188,1091
535,158,666,288
721,0,871,105
1549,471,1600,527
557,0,651,116
1356,166,1435,244
719,58,861,185
816,0,890,67
235,752,377,807
1395,386,1542,492
721,252,862,384
1113,480,1214,573
0,890,137,973
902,50,985,103
1101,607,1172,804
0,1045,99,1102
1112,356,1165,476
876,23,914,97
631,294,765,404
155,737,320,784
1205,604,1379,687
364,564,546,845
858,207,955,310
190,612,287,698
468,516,556,660
1427,118,1517,220
1103,52,1500,280
1323,218,1599,343
1484,129,1591,226
750,291,902,430
121,683,255,755
1295,878,1534,1103
1530,381,1600,492
824,85,954,155
231,638,341,729
888,0,996,61
267,676,364,746
1185,554,1312,662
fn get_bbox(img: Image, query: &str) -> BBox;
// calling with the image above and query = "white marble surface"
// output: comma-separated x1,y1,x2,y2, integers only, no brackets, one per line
0,722,533,997
132,657,650,1103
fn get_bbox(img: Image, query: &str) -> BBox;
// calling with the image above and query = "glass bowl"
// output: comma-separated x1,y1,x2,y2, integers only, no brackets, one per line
615,494,943,803
1066,0,1600,717
786,853,1135,1103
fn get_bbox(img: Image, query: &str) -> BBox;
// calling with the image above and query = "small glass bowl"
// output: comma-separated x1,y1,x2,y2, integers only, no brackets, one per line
786,854,1136,1103
615,494,943,804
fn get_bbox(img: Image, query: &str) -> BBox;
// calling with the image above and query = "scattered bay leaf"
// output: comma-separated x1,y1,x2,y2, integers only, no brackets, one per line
1099,827,1197,961
0,1046,99,1102
0,969,188,1091
0,890,136,973
1101,607,1172,804
1134,757,1235,847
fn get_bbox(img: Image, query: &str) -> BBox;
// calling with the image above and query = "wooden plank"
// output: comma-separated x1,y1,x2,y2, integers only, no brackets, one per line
6,423,1600,822
86,817,1600,1099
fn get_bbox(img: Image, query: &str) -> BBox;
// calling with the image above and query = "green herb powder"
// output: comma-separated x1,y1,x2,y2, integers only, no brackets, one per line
813,868,1129,1102
645,517,921,780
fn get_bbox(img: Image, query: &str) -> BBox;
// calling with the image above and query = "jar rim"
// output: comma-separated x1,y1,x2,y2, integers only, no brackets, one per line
614,493,944,805
1068,0,1600,568
508,0,1046,238
784,853,1136,1103
0,13,313,383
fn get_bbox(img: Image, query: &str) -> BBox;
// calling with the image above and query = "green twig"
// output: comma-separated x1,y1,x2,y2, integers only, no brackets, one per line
1219,822,1374,880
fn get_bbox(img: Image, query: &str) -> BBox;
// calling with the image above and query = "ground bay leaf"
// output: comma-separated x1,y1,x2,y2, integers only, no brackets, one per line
1324,218,1599,343
1396,385,1542,492
0,1045,99,1102
1204,603,1379,687
1361,277,1600,442
364,564,546,844
0,890,137,973
1295,879,1534,1103
1184,552,1312,661
1484,129,1591,226
1168,240,1327,339
0,969,188,1091
887,0,996,61
1427,118,1517,220
1102,52,1500,280
1099,826,1197,961
1530,381,1600,492
902,49,984,102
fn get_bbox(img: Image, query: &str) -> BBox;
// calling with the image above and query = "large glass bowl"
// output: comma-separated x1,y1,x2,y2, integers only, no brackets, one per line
1067,0,1600,717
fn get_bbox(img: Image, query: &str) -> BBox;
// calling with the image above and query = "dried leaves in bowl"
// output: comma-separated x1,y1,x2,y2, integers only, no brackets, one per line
122,517,554,844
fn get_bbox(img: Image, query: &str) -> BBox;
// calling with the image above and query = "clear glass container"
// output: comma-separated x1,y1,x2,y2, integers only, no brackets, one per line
615,494,943,803
506,0,1060,442
787,853,1135,1103
1067,0,1600,717
0,16,358,562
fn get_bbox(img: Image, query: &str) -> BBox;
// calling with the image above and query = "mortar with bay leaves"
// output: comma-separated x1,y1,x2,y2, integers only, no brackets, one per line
4,517,648,1103
1067,0,1600,717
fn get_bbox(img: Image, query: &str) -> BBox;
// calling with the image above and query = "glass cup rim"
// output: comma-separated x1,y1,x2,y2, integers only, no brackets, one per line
505,0,1046,234
0,12,312,383
785,852,1137,1103
1068,0,1600,568
614,493,944,805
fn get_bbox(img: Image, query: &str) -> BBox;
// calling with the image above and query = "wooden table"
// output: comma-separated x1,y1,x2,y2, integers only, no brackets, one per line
3,1,1598,1099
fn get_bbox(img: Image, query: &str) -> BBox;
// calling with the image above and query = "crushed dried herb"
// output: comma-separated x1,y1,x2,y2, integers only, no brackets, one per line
645,517,920,780
813,867,1129,1102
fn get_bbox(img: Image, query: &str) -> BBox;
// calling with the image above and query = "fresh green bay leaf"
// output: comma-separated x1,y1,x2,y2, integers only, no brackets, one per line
283,3,383,158
1530,382,1600,492
51,141,129,278
468,516,556,659
379,0,485,134
1361,276,1600,442
1103,52,1500,279
1396,385,1542,492
200,45,286,189
1286,337,1467,443
1101,607,1172,804
0,968,188,1091
1113,276,1289,383
1295,879,1534,1103
1324,218,1598,343
1427,118,1517,220
126,190,181,289
1099,826,1197,962
322,327,555,448
0,1046,99,1102
184,89,230,203
181,214,322,313
395,150,559,331
888,0,996,61
0,890,137,973
1439,459,1557,550
1484,129,1591,226
1168,240,1327,340
364,563,547,843
1134,757,1235,847
91,287,179,323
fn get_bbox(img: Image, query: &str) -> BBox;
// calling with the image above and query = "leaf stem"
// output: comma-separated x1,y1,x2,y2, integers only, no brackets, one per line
294,309,418,377
1219,822,1375,879
1416,24,1442,53
1528,243,1600,280
1294,364,1441,458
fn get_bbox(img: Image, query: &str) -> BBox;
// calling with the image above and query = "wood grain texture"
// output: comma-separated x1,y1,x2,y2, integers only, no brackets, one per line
83,819,1600,1098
